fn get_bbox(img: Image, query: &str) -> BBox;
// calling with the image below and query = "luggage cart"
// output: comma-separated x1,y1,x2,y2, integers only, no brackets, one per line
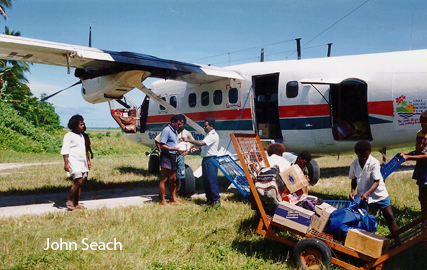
230,133,427,270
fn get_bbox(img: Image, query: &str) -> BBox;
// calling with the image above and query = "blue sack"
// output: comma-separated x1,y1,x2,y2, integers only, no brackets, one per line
324,197,377,240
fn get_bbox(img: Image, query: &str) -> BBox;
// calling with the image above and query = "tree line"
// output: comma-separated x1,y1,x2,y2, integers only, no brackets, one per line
0,1,63,153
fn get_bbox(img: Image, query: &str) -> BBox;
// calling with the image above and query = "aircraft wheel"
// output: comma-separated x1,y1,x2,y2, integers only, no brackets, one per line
307,159,320,185
177,164,196,196
293,238,332,270
148,152,160,174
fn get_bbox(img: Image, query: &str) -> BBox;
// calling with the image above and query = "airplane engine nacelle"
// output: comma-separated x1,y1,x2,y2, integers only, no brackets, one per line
80,70,148,104
81,74,135,104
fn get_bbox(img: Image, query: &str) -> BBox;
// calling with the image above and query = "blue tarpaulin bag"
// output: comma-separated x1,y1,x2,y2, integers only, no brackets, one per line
324,197,377,240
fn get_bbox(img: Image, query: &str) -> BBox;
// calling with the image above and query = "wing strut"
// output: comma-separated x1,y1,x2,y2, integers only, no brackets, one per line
137,85,205,135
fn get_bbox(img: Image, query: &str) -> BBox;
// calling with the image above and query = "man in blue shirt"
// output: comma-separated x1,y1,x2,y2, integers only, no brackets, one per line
159,114,185,205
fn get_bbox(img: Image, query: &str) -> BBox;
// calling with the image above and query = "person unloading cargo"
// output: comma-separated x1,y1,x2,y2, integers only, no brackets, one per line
349,141,398,234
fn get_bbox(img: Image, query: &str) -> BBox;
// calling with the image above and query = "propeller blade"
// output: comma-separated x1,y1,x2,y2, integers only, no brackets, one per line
40,81,82,102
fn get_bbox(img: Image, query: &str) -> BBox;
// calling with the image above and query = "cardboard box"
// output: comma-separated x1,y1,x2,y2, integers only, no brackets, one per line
272,201,314,234
311,203,336,232
279,165,309,193
344,229,390,258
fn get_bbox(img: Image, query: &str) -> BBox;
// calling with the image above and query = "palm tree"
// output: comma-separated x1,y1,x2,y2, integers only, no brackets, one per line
0,0,11,20
0,26,31,101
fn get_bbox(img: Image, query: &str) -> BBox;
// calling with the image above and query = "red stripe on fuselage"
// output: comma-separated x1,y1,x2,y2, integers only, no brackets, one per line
368,100,393,116
147,108,252,123
147,100,393,124
279,104,330,118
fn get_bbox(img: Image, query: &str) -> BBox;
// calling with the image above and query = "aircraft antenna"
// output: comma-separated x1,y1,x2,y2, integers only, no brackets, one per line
89,26,92,47
296,38,301,60
260,48,264,62
327,43,333,57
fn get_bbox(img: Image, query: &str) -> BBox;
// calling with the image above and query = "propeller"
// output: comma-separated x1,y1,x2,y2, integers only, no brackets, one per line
40,81,82,102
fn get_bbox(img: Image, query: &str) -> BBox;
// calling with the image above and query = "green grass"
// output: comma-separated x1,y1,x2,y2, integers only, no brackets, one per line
0,135,426,269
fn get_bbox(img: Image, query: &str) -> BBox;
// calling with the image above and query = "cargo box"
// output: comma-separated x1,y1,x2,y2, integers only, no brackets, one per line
279,165,309,193
344,229,390,258
272,201,314,234
311,203,336,232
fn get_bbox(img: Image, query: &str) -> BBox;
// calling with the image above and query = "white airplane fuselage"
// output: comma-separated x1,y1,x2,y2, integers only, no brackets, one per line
123,49,427,154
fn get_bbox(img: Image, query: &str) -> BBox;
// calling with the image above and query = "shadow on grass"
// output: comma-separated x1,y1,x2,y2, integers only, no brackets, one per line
231,214,295,267
320,164,415,179
0,167,234,208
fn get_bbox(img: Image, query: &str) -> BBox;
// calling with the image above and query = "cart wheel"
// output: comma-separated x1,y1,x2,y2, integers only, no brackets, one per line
293,238,332,270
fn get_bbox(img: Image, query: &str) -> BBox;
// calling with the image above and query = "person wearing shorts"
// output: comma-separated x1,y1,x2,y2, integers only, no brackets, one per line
401,110,427,217
158,114,185,205
61,114,91,211
349,140,398,234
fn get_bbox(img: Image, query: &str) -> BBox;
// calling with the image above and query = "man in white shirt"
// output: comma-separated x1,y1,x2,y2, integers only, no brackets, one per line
183,118,220,206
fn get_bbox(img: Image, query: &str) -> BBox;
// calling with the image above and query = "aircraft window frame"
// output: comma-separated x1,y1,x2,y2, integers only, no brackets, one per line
169,95,177,108
201,91,210,106
228,87,238,104
188,93,197,108
213,90,223,105
159,97,166,111
286,81,299,98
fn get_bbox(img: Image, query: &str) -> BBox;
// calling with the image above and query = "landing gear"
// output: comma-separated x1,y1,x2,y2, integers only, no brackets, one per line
307,159,320,185
177,165,196,196
146,148,160,174
293,238,332,270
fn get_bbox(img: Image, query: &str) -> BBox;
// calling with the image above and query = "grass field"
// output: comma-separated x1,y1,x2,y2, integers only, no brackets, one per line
0,130,426,269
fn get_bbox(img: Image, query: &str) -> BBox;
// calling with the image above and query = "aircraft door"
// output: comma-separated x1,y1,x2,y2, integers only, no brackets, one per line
253,73,282,140
304,84,335,150
329,79,372,141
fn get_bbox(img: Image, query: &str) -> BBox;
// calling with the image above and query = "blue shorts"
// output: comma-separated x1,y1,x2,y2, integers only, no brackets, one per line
369,196,391,210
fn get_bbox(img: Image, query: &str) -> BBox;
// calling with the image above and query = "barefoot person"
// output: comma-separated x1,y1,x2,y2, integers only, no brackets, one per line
158,114,185,205
61,115,91,211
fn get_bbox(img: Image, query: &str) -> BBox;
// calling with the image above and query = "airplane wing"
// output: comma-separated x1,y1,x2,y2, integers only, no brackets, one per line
0,34,244,83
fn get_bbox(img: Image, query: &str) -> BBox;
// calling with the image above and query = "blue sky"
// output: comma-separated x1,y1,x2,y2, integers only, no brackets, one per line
3,0,427,127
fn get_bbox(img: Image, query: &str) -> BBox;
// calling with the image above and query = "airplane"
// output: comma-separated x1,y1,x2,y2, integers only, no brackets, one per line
0,34,426,193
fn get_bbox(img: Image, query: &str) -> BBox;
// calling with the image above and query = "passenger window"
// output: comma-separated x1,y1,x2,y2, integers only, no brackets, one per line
228,88,238,103
170,96,177,108
188,93,196,108
201,91,209,106
286,81,298,98
213,90,222,105
159,97,166,111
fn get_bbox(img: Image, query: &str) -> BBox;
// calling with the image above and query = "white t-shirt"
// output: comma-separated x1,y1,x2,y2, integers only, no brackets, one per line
201,129,219,157
349,155,388,204
60,131,89,173
267,154,291,173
